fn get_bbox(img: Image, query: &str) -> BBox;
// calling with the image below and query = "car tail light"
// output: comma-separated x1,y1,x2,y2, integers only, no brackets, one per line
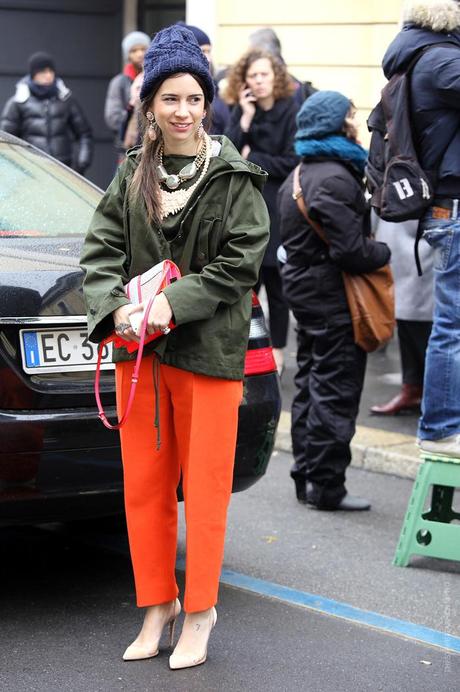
244,292,277,376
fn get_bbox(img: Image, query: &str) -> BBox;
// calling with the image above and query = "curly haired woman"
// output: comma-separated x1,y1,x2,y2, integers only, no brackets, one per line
224,49,299,375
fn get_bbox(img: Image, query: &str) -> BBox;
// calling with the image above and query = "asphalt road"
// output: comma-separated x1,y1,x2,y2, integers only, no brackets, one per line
1,452,459,692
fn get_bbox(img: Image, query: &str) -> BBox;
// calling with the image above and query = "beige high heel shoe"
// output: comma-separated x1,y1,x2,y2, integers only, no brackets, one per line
123,598,181,661
169,607,217,670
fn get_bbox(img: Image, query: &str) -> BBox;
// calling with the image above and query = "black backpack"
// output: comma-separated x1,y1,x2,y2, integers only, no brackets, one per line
366,43,456,223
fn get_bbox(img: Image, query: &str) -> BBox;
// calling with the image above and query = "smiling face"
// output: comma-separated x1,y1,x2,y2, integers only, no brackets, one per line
151,73,206,154
245,57,275,103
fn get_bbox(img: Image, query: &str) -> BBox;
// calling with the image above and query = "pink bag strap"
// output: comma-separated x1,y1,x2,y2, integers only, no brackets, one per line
94,293,156,431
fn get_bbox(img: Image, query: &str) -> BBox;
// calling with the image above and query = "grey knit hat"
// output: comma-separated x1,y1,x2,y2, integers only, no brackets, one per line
122,31,150,61
140,25,214,102
295,90,351,140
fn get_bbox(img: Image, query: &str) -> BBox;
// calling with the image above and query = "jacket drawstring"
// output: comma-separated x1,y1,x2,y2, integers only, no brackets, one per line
152,356,161,450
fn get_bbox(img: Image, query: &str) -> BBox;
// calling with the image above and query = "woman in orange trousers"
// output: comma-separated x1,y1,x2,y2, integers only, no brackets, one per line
80,25,269,670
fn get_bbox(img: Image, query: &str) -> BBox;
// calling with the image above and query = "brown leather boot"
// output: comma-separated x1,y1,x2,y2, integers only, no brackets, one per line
370,384,423,416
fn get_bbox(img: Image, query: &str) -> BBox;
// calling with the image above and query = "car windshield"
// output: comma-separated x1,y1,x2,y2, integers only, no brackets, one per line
0,142,101,237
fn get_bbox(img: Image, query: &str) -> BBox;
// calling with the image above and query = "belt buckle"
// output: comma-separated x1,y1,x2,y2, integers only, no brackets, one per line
432,206,451,220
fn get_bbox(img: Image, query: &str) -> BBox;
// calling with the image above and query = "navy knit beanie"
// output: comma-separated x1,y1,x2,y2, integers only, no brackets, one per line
295,90,351,140
140,25,214,102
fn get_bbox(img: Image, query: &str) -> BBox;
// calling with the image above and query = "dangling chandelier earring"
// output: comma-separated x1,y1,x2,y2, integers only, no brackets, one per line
146,111,157,141
197,115,205,140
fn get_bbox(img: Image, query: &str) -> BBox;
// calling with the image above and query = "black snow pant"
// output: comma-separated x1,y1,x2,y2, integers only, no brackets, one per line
290,315,367,508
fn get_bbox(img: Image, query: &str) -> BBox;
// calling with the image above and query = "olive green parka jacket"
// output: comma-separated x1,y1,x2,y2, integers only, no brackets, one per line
80,135,270,380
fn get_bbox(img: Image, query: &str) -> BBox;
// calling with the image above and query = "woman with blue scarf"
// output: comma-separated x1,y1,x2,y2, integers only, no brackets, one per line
278,91,390,511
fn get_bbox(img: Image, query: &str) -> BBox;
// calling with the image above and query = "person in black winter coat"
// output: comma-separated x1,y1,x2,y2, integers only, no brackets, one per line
278,91,391,511
224,49,299,374
0,52,93,174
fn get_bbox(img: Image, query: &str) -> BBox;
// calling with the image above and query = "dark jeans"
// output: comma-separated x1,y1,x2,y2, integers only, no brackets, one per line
290,317,367,508
397,319,432,386
255,265,289,349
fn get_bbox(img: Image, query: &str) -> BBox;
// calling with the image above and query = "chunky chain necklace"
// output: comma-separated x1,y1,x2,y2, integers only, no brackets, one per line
156,137,208,190
157,134,212,218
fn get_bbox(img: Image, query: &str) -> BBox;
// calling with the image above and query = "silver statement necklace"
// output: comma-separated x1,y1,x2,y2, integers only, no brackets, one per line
156,134,212,218
156,137,208,190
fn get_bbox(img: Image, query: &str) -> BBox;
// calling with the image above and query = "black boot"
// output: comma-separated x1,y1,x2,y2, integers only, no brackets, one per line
293,478,308,504
307,490,371,511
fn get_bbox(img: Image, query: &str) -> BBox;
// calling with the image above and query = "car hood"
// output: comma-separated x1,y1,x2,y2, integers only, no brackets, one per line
0,236,85,318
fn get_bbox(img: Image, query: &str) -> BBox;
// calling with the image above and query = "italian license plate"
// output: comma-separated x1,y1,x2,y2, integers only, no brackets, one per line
20,327,114,374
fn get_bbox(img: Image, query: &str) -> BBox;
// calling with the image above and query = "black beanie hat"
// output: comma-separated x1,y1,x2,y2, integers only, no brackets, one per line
28,52,55,78
140,25,214,102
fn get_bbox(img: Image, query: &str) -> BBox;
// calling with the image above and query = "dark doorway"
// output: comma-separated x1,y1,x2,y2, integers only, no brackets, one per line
138,0,185,36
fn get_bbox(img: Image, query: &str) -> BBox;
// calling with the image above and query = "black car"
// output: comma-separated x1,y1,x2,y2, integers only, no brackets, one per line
0,132,281,526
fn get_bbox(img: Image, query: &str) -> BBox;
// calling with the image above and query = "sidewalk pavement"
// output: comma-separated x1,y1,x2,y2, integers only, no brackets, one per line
275,411,422,480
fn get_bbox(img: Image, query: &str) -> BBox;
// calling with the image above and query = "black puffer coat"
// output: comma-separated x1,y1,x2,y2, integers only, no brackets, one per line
0,78,93,173
278,158,391,323
225,97,298,266
382,25,460,196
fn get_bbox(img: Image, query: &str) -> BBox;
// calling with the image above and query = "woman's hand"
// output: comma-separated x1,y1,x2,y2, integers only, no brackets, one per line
112,304,139,343
143,292,173,335
241,144,251,159
238,84,256,132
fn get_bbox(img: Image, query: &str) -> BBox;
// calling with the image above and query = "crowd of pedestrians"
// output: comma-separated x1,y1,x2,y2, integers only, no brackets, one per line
4,0,460,674
1,6,450,508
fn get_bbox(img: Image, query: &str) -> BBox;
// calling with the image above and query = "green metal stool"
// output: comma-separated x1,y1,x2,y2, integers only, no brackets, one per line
393,453,460,567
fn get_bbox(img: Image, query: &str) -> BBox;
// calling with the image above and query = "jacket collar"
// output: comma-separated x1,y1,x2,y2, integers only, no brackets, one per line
14,76,71,103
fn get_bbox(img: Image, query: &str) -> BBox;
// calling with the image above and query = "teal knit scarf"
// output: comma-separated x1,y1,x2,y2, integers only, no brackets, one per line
294,135,368,176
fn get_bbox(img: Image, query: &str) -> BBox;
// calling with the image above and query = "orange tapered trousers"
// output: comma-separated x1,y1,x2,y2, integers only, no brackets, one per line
115,355,242,612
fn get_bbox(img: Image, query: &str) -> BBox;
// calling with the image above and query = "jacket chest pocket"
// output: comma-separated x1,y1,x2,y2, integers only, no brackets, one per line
191,217,223,271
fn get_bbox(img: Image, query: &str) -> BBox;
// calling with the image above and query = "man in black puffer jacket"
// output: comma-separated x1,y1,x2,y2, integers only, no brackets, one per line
0,52,93,174
382,1,460,459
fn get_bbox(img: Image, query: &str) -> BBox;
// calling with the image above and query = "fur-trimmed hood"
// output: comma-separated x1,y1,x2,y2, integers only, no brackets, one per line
13,76,70,103
402,0,460,32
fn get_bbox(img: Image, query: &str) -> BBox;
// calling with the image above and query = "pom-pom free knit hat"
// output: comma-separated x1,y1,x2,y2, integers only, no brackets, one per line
122,31,150,61
140,25,214,102
295,90,351,140
28,52,55,78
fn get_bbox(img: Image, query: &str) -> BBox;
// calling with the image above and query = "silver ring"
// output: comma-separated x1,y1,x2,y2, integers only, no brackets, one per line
161,326,171,335
115,322,130,334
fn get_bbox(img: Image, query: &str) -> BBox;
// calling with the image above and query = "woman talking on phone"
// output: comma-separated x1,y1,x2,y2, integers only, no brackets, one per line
80,25,269,670
224,49,298,375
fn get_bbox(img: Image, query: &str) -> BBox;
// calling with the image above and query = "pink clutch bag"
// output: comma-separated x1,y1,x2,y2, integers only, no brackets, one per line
95,259,181,430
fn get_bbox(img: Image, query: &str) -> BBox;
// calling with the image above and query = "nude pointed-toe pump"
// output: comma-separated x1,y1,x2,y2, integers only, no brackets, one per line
169,607,217,670
123,598,181,661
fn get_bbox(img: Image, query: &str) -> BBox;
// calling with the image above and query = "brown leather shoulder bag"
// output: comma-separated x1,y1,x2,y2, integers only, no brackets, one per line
292,164,395,353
